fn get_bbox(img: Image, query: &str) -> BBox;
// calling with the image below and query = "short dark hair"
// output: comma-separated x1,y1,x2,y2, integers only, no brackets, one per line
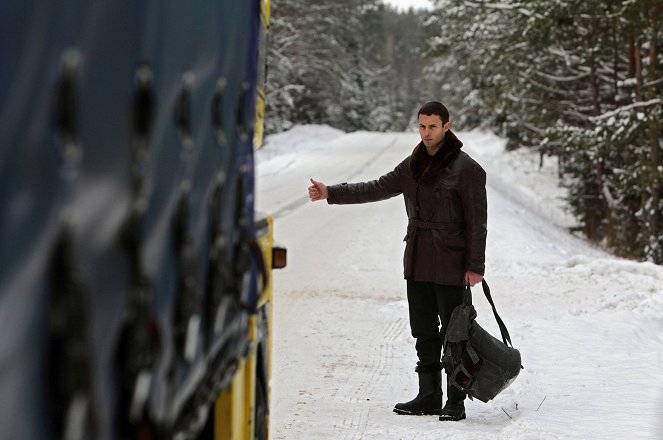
418,101,449,123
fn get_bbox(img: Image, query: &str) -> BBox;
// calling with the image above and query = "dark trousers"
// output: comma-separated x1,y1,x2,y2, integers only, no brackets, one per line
406,280,467,403
407,280,463,369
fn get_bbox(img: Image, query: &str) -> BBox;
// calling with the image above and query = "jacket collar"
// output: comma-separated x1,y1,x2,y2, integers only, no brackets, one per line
410,129,463,184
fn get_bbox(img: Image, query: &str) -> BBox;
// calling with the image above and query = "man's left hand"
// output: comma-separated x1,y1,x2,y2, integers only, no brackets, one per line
465,271,483,287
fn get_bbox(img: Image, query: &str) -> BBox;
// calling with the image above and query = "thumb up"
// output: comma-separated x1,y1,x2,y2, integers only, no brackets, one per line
308,178,328,202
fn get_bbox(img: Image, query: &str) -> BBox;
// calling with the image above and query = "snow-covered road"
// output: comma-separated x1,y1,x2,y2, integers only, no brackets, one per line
256,126,663,440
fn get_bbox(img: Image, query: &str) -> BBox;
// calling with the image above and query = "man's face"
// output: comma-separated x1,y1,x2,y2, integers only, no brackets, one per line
418,113,450,148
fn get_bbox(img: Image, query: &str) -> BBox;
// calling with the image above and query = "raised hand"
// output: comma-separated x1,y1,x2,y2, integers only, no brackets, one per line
308,178,328,202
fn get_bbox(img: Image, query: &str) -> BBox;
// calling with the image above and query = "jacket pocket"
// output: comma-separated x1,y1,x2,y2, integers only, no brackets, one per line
445,230,466,251
431,230,465,251
434,185,463,223
431,230,465,279
433,188,452,223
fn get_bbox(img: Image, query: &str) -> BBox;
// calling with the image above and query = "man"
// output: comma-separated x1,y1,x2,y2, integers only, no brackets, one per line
308,101,487,422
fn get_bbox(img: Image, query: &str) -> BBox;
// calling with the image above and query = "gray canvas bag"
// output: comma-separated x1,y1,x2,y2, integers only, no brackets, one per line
442,280,523,403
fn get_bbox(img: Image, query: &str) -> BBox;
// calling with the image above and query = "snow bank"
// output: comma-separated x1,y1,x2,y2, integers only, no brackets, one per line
462,130,577,230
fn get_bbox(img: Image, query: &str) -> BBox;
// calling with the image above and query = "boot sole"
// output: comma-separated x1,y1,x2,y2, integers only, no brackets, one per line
393,408,441,416
438,412,466,421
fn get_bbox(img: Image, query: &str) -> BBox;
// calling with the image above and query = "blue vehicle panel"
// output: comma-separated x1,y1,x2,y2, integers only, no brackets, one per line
0,1,262,438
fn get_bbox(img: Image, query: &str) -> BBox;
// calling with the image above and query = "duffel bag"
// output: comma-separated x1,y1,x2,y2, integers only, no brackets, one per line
442,280,523,403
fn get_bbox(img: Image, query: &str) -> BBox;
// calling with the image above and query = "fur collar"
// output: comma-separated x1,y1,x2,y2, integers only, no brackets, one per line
410,129,463,184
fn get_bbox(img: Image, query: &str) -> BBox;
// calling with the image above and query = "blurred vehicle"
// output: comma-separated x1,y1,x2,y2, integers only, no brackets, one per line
0,0,284,439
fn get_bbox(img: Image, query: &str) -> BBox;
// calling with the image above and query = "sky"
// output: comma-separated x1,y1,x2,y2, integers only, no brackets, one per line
383,0,433,11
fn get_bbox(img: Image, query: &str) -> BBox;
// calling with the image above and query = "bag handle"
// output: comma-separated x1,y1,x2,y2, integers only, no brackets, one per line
466,279,514,347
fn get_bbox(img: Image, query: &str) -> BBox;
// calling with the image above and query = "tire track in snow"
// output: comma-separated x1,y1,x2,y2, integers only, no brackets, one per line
334,316,408,440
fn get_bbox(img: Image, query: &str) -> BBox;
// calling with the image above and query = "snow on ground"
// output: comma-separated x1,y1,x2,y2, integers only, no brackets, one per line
256,125,663,440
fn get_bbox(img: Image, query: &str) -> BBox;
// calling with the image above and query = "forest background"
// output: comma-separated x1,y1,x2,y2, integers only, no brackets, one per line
264,0,662,265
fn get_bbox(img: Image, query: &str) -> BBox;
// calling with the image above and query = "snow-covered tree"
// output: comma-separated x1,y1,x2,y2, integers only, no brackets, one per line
265,0,430,133
426,0,662,263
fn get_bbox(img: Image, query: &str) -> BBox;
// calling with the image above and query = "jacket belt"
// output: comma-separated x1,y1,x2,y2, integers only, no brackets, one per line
408,219,464,231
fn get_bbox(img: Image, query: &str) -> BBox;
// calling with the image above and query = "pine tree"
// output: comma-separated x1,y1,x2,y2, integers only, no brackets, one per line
426,0,662,263
265,0,430,133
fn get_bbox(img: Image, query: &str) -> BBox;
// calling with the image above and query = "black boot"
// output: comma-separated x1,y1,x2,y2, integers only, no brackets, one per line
393,369,442,416
439,376,466,421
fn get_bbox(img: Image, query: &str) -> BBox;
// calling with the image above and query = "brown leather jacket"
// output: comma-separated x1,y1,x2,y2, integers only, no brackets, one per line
327,131,487,286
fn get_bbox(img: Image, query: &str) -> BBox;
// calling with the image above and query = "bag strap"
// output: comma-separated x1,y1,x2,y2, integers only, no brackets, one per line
482,279,513,347
467,279,514,347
